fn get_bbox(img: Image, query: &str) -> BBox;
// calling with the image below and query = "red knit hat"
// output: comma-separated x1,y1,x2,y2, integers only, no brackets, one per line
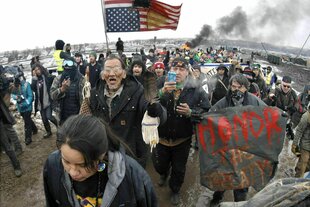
154,62,165,69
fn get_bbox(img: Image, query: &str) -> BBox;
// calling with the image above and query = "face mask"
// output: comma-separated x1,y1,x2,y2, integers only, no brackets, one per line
231,90,244,101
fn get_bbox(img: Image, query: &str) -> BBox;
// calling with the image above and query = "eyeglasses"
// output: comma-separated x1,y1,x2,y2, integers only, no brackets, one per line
282,84,291,89
104,66,123,73
62,59,74,67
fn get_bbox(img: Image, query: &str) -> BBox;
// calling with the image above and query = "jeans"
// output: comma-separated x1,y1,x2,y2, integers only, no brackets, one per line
0,120,21,170
20,110,37,142
40,105,58,133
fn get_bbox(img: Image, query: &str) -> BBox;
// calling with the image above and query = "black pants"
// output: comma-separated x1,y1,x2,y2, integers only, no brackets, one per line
0,120,20,170
213,188,248,202
3,123,22,151
40,105,57,133
20,111,37,142
152,139,191,193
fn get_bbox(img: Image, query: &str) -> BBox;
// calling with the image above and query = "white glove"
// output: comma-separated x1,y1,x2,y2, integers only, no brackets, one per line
82,81,91,99
142,111,160,152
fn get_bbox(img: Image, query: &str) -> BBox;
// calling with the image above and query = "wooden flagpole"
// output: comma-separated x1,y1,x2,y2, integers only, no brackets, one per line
100,0,109,50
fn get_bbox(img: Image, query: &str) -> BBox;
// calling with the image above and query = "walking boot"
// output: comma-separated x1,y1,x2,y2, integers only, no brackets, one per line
25,139,32,145
43,131,52,139
14,168,22,177
32,129,38,135
15,148,23,156
158,174,168,187
170,192,180,206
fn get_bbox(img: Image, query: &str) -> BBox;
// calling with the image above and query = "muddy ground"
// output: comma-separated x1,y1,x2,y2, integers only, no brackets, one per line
0,59,309,206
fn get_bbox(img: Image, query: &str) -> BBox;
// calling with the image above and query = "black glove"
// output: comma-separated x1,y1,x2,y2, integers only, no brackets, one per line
191,108,205,123
147,102,163,117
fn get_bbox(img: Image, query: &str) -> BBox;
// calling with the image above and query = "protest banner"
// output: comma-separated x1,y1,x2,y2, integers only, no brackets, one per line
196,105,287,191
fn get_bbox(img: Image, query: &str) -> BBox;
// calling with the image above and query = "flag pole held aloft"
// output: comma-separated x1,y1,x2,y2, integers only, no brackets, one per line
102,0,182,32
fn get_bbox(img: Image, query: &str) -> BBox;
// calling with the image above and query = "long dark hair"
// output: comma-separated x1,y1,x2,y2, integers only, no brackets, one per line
56,115,109,170
31,63,49,77
56,114,134,170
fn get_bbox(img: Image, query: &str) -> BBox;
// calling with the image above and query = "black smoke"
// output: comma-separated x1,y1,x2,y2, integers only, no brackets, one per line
190,25,214,48
190,0,310,48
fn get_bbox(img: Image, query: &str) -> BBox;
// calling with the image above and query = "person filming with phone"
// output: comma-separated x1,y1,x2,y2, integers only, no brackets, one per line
50,57,85,125
153,57,210,205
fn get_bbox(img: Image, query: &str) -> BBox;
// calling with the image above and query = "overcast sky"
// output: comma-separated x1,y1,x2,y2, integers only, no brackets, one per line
1,0,309,52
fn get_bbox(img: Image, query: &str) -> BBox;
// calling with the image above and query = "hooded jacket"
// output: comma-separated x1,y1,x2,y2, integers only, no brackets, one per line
128,59,146,85
43,150,158,207
11,80,33,113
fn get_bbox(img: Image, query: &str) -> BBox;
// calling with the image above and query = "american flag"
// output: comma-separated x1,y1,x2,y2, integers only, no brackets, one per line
103,0,182,32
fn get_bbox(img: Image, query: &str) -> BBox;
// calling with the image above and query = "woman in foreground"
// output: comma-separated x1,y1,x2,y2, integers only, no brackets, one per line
43,114,157,207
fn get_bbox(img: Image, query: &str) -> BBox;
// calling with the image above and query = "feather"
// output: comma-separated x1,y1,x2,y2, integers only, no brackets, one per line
143,69,159,104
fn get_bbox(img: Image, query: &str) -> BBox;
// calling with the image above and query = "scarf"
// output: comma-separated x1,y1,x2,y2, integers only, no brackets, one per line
37,75,50,110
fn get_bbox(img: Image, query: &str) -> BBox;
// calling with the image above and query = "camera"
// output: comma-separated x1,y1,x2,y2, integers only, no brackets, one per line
0,65,24,93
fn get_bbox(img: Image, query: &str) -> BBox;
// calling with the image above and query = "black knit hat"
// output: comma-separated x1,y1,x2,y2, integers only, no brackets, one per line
55,40,65,50
282,76,292,83
74,52,82,57
216,64,227,70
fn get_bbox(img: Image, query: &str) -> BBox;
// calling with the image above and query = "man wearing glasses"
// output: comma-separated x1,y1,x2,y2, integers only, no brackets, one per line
264,76,298,139
89,54,166,169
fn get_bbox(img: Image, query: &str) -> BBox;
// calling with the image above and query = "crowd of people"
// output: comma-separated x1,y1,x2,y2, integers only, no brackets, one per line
0,38,309,206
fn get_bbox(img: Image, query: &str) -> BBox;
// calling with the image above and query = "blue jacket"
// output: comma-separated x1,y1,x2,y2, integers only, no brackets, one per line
12,80,33,113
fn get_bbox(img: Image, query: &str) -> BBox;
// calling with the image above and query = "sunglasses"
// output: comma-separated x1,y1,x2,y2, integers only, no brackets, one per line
282,84,291,89
62,59,74,67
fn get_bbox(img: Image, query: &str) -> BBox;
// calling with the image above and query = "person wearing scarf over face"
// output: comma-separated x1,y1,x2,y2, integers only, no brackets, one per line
31,63,58,138
209,74,267,205
50,57,85,125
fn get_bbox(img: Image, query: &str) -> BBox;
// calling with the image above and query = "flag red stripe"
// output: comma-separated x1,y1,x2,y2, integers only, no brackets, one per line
151,1,182,14
153,0,182,11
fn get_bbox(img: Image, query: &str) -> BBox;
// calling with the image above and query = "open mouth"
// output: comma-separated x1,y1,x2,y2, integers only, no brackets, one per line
108,78,117,84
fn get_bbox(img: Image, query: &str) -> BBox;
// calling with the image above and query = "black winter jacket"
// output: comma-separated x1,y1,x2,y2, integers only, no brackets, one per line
210,73,229,105
264,87,297,116
90,75,166,164
43,150,158,207
158,79,210,140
